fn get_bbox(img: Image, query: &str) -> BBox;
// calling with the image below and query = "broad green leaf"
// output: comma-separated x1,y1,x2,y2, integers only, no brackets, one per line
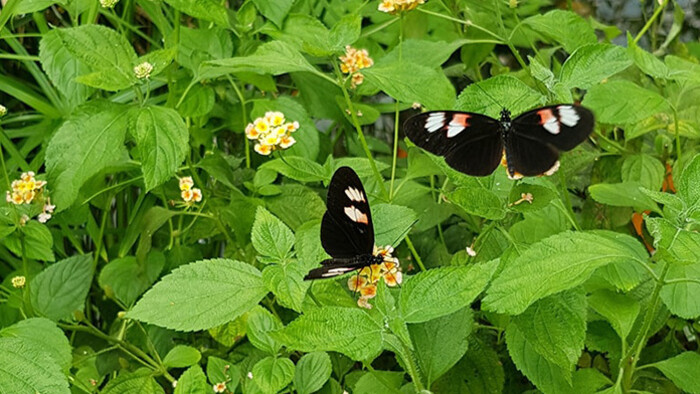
512,290,586,369
379,39,472,69
588,182,660,212
252,356,295,393
294,352,332,394
371,204,417,247
262,262,310,312
128,106,189,191
432,336,505,393
174,365,209,394
273,307,383,361
101,368,164,394
252,207,295,263
280,14,333,57
456,74,546,118
582,81,669,124
559,44,631,89
588,290,639,340
46,101,129,209
0,337,70,394
204,41,316,78
39,29,94,107
483,231,648,314
206,356,240,393
529,55,556,89
0,318,71,373
261,157,330,183
409,308,472,386
163,345,202,368
207,316,247,347
178,27,233,72
652,352,700,394
399,260,498,323
30,254,93,321
572,368,613,393
164,0,228,27
14,0,58,13
246,306,283,354
127,259,268,331
523,10,596,53
252,0,294,27
329,14,361,50
353,371,404,394
506,324,572,393
362,61,455,110
178,84,215,118
627,33,669,78
266,184,325,231
449,187,505,220
5,220,54,261
666,55,700,83
295,221,327,271
646,218,700,265
508,182,556,213
98,254,165,306
677,154,700,208
660,262,700,319
621,154,665,191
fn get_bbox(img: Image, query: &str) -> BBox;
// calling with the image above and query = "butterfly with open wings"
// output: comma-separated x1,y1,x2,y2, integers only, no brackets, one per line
304,166,391,280
403,104,595,179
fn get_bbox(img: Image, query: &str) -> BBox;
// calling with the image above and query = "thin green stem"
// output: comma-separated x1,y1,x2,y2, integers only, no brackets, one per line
417,8,504,42
634,0,670,44
229,76,251,168
404,235,426,272
389,14,404,201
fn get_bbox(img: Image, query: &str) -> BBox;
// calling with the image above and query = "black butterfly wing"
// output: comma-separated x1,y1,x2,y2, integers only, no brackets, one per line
304,258,367,280
320,166,374,259
506,104,594,177
404,111,503,176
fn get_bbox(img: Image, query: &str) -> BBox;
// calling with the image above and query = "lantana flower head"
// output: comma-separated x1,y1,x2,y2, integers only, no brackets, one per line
134,62,154,79
100,0,119,7
245,111,299,156
178,176,202,204
11,276,25,288
378,0,425,14
212,382,226,393
0,104,6,117
348,245,402,309
6,171,47,205
339,46,374,88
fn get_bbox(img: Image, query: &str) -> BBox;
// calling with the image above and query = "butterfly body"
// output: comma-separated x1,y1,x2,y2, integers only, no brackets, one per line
404,104,594,178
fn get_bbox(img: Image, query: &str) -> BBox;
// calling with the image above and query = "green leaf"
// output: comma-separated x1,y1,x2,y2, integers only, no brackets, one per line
512,290,586,369
0,337,70,394
507,324,572,393
449,186,505,220
0,318,72,373
129,106,189,191
252,356,295,394
101,368,164,394
252,207,295,263
294,352,332,394
399,260,498,323
362,61,455,110
5,221,55,261
262,262,310,312
266,184,326,231
660,263,700,319
127,259,268,332
246,306,283,354
178,84,215,118
30,254,93,321
178,27,233,72
588,290,639,340
329,14,361,50
164,0,228,27
204,41,316,78
39,28,94,107
677,154,700,208
163,345,202,368
627,33,669,78
646,218,700,265
206,356,240,392
559,44,631,89
353,371,404,394
621,154,665,191
273,307,383,361
252,0,294,27
508,182,556,213
174,365,209,394
652,352,700,394
46,101,129,209
483,231,648,314
98,254,165,306
380,39,472,69
582,80,670,124
523,10,596,53
588,182,660,212
371,203,417,247
666,55,700,83
433,337,505,393
409,308,472,386
456,74,546,118
279,14,333,57
14,0,59,14
261,157,330,183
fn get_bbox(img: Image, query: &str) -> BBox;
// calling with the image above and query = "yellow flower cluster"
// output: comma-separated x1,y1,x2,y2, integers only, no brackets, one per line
378,0,425,14
6,171,46,205
11,276,25,288
339,46,374,88
245,111,299,156
179,176,202,204
348,245,402,309
134,62,153,79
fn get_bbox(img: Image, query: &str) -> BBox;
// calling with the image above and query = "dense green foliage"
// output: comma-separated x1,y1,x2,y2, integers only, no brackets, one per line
1,0,700,393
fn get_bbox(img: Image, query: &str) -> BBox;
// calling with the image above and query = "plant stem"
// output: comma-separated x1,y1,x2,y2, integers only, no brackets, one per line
404,235,426,272
389,14,404,201
634,0,670,44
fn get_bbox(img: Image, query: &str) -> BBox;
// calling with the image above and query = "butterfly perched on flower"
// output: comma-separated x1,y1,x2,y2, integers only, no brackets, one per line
403,105,594,179
304,166,398,281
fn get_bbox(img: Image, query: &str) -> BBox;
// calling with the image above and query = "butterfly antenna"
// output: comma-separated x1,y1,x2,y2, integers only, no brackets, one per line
474,82,503,109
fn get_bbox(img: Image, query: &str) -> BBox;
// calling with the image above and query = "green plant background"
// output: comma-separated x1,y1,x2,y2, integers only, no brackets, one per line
1,0,700,393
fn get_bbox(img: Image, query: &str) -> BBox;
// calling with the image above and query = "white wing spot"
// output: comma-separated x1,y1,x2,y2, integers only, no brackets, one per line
558,105,580,127
543,116,560,135
344,187,365,202
544,160,560,176
425,112,446,133
446,120,465,138
322,267,354,277
344,206,368,224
